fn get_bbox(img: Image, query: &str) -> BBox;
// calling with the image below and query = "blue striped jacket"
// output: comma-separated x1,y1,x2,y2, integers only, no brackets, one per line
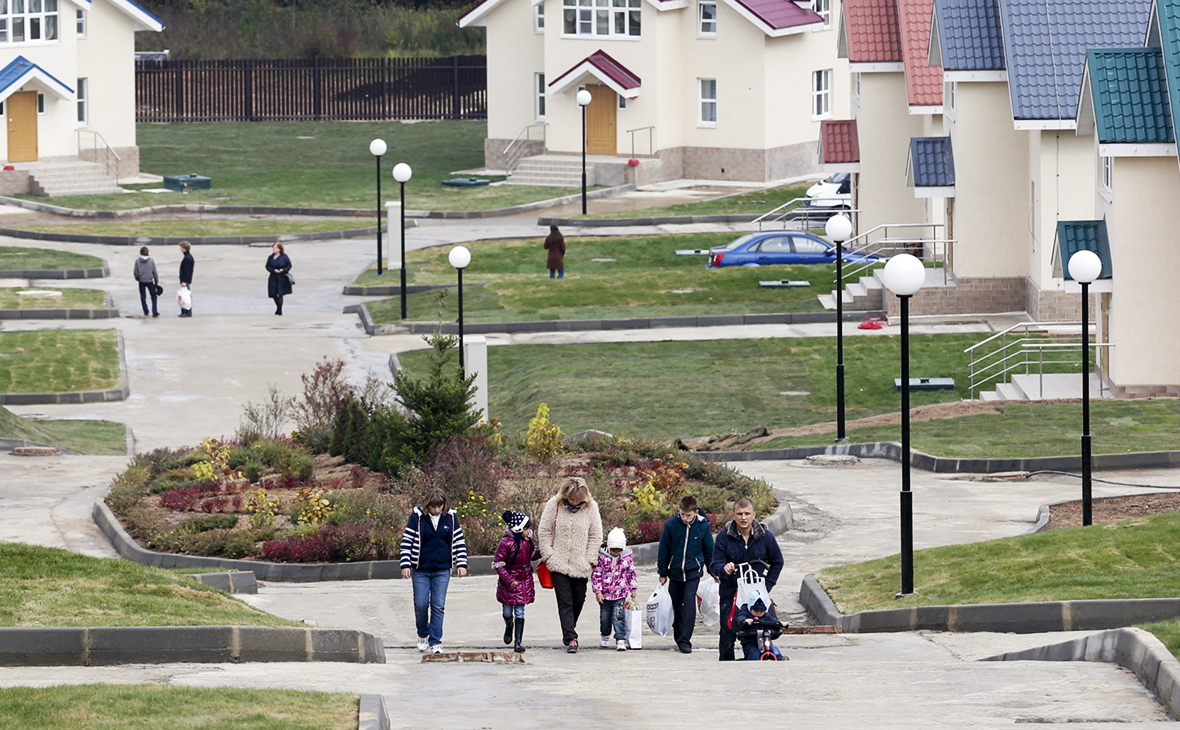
399,506,468,571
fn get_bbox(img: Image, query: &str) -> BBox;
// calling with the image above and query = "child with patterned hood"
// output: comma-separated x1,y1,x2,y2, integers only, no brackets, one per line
493,510,540,653
592,527,639,651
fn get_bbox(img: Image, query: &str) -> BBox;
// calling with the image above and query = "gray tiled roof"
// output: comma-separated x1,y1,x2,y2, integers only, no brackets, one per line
999,0,1152,122
933,0,1005,72
909,137,956,186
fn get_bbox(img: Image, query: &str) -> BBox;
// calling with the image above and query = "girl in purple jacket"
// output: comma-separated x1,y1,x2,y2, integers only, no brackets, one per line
493,510,541,653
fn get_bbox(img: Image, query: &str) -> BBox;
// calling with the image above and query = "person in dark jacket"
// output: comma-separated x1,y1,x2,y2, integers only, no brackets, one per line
657,494,715,653
266,241,293,315
133,246,159,318
493,510,540,653
543,224,566,279
735,588,784,661
178,241,194,318
399,489,469,655
709,497,784,661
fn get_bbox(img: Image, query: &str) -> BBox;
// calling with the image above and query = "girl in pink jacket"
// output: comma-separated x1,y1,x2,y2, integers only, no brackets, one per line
592,528,638,650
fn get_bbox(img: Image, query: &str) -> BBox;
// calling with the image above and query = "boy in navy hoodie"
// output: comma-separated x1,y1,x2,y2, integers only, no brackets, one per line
657,495,715,654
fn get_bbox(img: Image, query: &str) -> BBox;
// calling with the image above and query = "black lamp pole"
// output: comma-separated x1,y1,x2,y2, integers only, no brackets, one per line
375,153,383,277
1081,281,1092,526
457,266,465,379
581,103,588,215
399,179,407,319
898,293,914,597
835,238,846,441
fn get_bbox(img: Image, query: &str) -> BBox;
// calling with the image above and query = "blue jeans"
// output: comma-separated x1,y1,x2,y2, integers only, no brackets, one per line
599,598,626,641
550,269,563,279
411,569,451,646
502,603,525,620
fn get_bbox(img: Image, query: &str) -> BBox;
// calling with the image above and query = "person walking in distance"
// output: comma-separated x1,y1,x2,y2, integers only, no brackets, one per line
544,224,566,279
133,246,160,318
266,242,293,315
178,241,194,318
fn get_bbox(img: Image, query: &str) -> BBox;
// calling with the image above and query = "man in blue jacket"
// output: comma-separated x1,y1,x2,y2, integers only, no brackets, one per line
657,495,715,654
709,497,784,661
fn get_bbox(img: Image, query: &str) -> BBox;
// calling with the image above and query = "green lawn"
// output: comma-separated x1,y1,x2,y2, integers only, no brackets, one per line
0,246,105,271
584,182,811,219
0,542,300,627
0,330,121,393
817,511,1180,615
0,288,107,310
19,219,372,238
364,233,850,324
0,405,125,454
398,334,980,438
27,121,578,213
0,685,357,730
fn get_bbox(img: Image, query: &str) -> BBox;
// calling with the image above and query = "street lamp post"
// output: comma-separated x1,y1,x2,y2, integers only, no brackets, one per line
882,253,926,597
1069,250,1102,527
449,245,472,379
369,139,387,276
577,88,592,215
826,214,854,442
393,163,413,320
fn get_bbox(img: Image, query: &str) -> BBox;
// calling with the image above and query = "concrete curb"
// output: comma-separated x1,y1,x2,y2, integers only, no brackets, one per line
0,330,129,406
799,573,1180,634
182,571,259,594
540,213,761,227
0,260,109,279
409,184,635,219
0,437,77,455
982,627,1180,721
704,441,1180,474
0,224,397,247
0,625,386,666
0,307,119,320
358,695,390,730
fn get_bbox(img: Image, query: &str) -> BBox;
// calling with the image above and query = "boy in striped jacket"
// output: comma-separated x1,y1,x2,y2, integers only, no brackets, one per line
400,488,468,654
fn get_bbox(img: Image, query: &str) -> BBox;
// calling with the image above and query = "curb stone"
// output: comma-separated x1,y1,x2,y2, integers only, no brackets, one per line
0,224,398,247
182,571,259,594
799,573,1180,634
358,695,390,730
0,438,77,455
0,330,129,406
982,627,1180,721
0,259,109,279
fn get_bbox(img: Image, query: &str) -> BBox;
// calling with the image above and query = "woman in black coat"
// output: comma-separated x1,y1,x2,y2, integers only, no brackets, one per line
178,241,194,318
266,242,292,315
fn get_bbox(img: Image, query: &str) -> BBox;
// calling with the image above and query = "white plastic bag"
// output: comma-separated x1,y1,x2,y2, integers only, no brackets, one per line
697,579,721,627
645,585,674,637
624,601,644,649
735,563,768,611
177,287,192,310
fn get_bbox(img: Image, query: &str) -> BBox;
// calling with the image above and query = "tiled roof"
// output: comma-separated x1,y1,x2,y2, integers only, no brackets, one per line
729,0,824,32
821,120,861,163
549,50,642,96
898,0,943,105
1087,49,1174,144
1157,0,1180,146
843,0,903,63
999,0,1152,122
910,137,955,186
932,0,1005,72
1057,220,1112,280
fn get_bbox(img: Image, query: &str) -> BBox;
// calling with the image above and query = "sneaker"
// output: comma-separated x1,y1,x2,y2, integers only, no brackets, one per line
616,640,627,651
416,637,428,652
430,644,443,655
566,639,578,654
600,636,611,649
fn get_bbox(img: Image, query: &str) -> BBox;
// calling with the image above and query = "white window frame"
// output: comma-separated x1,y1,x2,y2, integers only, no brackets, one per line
812,0,830,27
75,7,84,37
562,0,641,38
812,69,831,119
0,0,61,45
618,95,626,110
698,78,717,127
1099,156,1113,202
535,72,546,121
534,2,544,33
698,0,716,36
76,76,86,125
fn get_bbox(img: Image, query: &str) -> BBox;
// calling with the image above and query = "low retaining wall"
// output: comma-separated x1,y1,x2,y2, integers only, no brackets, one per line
0,625,385,666
0,225,388,247
984,628,1180,721
183,571,258,594
0,330,129,406
800,574,1180,634
0,261,109,279
359,695,390,730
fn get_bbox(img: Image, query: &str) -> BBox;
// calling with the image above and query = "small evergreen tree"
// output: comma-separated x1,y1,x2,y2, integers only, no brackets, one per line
392,328,481,468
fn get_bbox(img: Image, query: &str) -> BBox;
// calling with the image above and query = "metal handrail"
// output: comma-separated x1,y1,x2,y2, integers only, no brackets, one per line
77,129,121,182
503,122,547,177
625,125,655,157
964,320,1110,398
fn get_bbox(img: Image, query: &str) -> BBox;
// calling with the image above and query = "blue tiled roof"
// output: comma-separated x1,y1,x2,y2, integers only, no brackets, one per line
1057,220,1112,279
910,137,955,186
0,56,72,96
1087,48,1174,144
1000,0,1152,122
933,0,1005,72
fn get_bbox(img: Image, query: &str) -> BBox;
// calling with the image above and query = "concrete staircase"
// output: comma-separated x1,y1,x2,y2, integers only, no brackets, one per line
504,154,587,187
818,272,885,311
978,372,1112,401
24,160,122,197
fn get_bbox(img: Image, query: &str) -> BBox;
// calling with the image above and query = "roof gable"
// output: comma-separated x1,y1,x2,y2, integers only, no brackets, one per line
0,56,74,105
931,0,1004,72
820,119,861,163
1055,220,1112,281
1155,0,1180,146
1085,48,1174,145
898,0,943,106
549,50,642,98
721,0,824,36
104,0,163,32
907,136,955,191
841,0,903,63
999,0,1151,125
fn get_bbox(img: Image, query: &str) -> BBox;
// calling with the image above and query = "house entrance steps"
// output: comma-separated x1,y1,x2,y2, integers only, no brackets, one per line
978,372,1112,402
15,158,122,197
967,321,1112,402
818,266,954,311
503,154,589,187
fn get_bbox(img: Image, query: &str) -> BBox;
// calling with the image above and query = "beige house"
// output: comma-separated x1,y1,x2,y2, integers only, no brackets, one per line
0,0,161,195
460,0,849,184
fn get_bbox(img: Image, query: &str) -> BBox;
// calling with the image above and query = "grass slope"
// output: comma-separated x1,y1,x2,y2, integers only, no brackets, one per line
0,288,107,310
0,246,104,271
0,329,121,394
585,182,811,219
0,405,125,454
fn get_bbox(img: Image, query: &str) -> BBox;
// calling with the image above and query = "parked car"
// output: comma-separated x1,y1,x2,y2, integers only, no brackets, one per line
706,231,881,268
803,172,852,210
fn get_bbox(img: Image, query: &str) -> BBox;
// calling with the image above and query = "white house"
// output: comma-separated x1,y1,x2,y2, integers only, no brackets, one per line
460,0,850,185
0,0,161,195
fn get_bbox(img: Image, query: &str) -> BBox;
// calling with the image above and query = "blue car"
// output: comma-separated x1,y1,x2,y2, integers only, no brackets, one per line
706,232,880,268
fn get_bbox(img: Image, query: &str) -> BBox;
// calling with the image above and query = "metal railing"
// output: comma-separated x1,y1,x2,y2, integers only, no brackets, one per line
503,122,546,177
77,129,121,182
625,125,655,157
963,321,1111,399
833,222,954,286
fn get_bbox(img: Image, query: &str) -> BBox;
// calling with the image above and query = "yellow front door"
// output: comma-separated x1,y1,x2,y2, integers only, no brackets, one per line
7,92,38,163
584,84,616,156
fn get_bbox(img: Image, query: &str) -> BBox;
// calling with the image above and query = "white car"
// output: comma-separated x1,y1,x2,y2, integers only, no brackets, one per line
804,172,851,210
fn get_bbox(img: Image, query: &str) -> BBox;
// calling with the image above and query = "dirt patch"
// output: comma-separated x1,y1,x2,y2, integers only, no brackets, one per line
1045,492,1180,530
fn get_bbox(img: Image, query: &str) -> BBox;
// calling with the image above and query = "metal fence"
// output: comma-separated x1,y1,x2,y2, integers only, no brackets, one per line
135,56,487,123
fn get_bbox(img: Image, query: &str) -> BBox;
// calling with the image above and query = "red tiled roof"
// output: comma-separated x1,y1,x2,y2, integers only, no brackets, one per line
821,120,860,163
843,0,902,63
549,50,642,92
731,0,823,32
897,0,942,106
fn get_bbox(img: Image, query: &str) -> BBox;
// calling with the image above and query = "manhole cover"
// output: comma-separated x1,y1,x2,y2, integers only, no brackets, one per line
779,391,810,396
805,454,859,466
422,651,523,664
590,258,616,262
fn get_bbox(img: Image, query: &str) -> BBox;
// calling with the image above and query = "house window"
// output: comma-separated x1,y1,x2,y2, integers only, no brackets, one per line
534,3,544,32
855,72,861,100
812,69,831,118
1102,156,1113,193
698,0,716,36
36,91,43,114
75,8,84,37
813,0,830,27
618,95,626,110
949,81,956,111
2,0,60,43
699,78,716,126
563,0,640,37
76,77,86,124
535,73,546,120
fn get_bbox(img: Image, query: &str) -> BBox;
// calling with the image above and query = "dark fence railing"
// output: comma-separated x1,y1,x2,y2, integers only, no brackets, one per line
136,56,487,123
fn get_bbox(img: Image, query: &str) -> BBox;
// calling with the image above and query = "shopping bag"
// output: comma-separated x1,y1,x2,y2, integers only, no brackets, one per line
536,561,553,590
177,287,192,310
697,579,721,627
645,585,674,636
735,563,768,610
624,600,643,649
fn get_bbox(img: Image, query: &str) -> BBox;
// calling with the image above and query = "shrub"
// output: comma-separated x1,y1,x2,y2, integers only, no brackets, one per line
389,328,480,468
415,433,501,509
292,358,352,454
224,530,262,559
525,404,563,461
105,465,152,516
237,385,295,443
178,515,239,534
246,488,281,528
133,446,205,479
636,517,666,545
295,486,332,525
334,522,373,562
178,528,234,557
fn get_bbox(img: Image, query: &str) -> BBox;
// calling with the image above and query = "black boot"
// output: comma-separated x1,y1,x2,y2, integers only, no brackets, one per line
503,616,513,645
513,618,526,653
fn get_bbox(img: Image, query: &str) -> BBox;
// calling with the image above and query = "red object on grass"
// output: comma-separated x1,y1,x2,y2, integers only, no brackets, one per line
628,159,639,166
858,314,886,330
3,165,13,171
